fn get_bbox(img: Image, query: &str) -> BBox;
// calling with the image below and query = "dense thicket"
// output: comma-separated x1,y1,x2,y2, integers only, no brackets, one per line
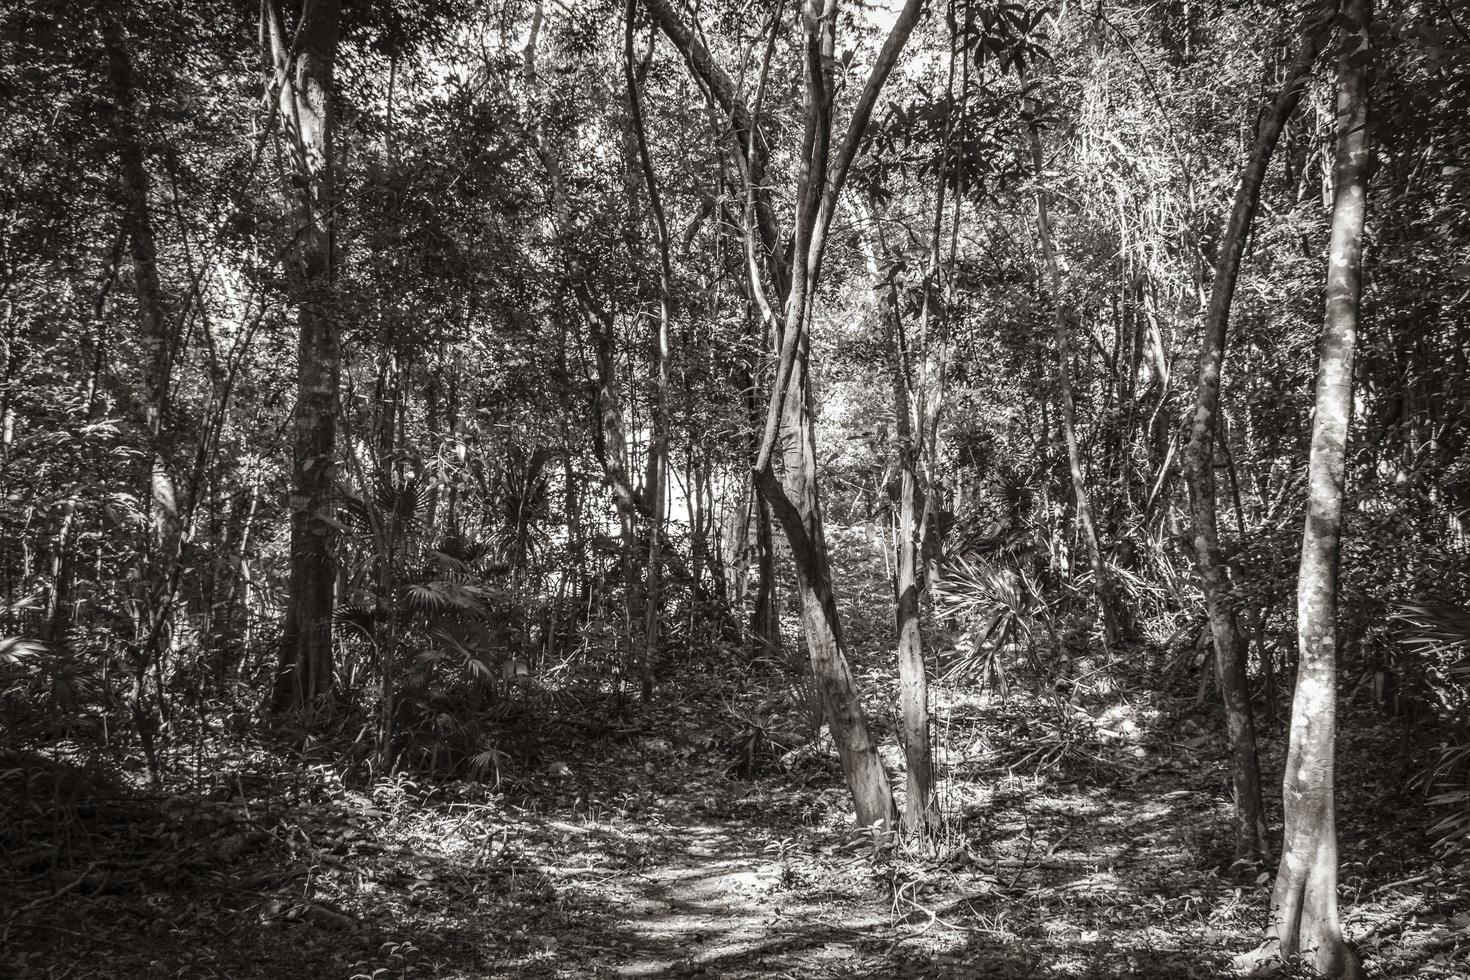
3,1,1468,975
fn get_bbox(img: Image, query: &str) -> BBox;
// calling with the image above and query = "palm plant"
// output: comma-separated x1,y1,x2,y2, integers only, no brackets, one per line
932,555,1057,693
336,470,511,772
1394,602,1470,854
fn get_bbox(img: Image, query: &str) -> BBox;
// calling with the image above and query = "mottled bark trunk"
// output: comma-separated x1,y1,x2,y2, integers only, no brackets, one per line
863,195,935,834
589,310,642,667
756,372,896,831
104,20,184,772
1260,4,1371,976
1185,16,1324,863
742,319,780,653
213,477,259,683
660,0,922,830
894,439,933,832
752,489,780,650
267,0,343,715
1028,121,1122,646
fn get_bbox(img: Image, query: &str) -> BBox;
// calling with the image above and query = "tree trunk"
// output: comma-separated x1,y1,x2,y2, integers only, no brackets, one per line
587,307,643,673
756,374,896,831
1028,120,1123,646
104,18,186,766
893,396,933,833
860,193,937,834
751,490,780,650
1184,14,1325,863
626,0,672,701
266,0,344,715
104,18,182,573
740,317,780,653
1257,4,1371,976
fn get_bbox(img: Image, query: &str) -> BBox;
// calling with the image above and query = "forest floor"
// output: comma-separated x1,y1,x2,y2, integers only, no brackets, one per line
5,535,1470,978
7,668,1470,979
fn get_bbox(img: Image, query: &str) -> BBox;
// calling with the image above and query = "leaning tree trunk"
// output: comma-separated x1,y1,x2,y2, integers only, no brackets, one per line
267,0,344,715
1184,14,1326,863
756,366,896,831
657,0,923,831
1257,4,1371,977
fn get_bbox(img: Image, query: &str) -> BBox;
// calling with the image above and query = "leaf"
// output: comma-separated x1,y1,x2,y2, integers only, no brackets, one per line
0,636,46,665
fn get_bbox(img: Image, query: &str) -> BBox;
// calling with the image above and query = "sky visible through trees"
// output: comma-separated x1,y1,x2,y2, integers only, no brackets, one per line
2,0,1469,977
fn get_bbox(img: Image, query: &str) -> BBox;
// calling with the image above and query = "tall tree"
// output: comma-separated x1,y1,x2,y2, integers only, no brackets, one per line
266,0,345,715
103,14,183,784
1183,11,1328,864
751,0,927,833
1256,0,1372,975
650,0,925,829
624,0,673,701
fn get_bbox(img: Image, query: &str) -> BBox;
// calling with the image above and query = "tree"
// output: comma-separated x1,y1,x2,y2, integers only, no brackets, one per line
624,0,673,701
1252,0,1373,975
1183,8,1329,864
648,0,926,829
750,0,928,833
266,0,345,715
102,15,183,782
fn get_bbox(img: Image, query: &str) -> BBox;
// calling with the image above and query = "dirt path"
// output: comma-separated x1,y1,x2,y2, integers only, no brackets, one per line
360,694,1258,979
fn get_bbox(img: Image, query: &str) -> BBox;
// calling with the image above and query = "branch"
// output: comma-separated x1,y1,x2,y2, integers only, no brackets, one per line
815,0,928,243
643,0,785,284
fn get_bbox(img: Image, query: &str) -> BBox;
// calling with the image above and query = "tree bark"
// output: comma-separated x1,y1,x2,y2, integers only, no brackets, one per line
266,0,344,715
103,18,185,770
1184,14,1326,864
859,195,937,834
1257,3,1371,976
756,409,896,830
738,315,781,652
891,325,933,834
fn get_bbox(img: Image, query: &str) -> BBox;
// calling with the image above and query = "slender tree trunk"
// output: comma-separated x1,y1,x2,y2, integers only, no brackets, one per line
104,18,183,772
1185,15,1325,863
626,0,672,700
860,194,936,834
1256,5,1371,977
893,369,933,833
104,18,182,574
740,319,780,653
1028,120,1122,646
751,493,779,648
266,0,344,716
588,308,642,672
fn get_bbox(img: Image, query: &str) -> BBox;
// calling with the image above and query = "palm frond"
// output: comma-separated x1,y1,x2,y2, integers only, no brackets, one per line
403,579,503,616
0,636,47,666
1394,603,1470,666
